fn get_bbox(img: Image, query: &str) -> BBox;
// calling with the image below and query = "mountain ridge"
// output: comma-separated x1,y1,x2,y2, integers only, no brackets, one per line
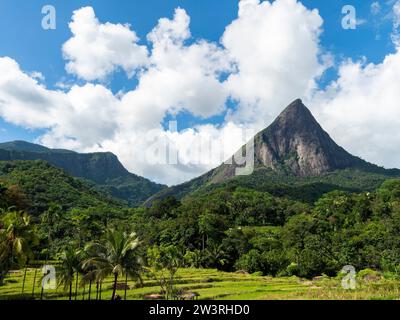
0,141,166,206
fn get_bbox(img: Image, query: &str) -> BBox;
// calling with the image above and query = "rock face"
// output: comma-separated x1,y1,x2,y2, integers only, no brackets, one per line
251,99,364,177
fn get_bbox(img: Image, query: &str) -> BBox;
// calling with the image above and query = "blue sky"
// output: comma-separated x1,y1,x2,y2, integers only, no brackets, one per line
0,0,399,184
0,0,396,141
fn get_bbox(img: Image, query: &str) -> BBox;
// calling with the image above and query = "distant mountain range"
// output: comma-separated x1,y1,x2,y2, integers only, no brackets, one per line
146,99,400,204
0,141,165,206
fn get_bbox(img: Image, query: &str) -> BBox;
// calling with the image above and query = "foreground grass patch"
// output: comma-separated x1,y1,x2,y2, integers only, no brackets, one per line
1,268,399,300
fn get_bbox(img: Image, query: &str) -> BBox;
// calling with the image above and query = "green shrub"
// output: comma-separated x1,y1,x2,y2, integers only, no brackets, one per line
357,268,381,280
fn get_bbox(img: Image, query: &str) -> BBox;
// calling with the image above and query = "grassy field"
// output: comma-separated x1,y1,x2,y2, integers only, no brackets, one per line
1,268,400,300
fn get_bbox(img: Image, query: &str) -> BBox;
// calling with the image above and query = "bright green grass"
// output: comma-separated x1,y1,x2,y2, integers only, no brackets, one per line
1,268,400,300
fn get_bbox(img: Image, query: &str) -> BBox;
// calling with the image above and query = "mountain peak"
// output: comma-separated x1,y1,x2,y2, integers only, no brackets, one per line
268,99,318,133
281,98,305,113
252,100,365,176
278,98,309,117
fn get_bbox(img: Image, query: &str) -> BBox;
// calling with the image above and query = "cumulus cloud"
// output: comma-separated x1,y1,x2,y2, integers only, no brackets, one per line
63,7,148,81
0,7,236,184
40,84,119,150
306,2,400,170
0,1,329,185
0,57,65,129
309,4,400,170
222,0,327,128
0,57,119,149
5,0,400,185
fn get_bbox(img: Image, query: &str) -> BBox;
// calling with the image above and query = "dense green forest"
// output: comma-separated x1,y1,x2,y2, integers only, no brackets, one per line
2,159,400,298
134,180,400,278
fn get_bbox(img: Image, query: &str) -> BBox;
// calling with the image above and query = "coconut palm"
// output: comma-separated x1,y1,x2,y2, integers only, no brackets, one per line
58,247,81,300
0,210,38,286
81,266,97,300
79,249,100,300
83,229,141,300
203,243,228,268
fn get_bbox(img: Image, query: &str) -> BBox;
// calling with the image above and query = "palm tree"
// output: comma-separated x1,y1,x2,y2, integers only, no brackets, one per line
204,243,228,268
79,249,98,300
81,267,97,300
0,210,38,286
83,229,141,300
58,247,81,300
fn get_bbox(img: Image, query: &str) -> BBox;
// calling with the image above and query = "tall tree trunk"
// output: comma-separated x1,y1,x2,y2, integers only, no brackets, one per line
99,281,102,300
40,283,44,300
124,272,128,300
21,266,27,294
0,272,5,286
88,280,92,301
82,284,86,301
32,268,38,299
96,281,99,300
69,280,73,301
111,273,118,300
75,273,79,300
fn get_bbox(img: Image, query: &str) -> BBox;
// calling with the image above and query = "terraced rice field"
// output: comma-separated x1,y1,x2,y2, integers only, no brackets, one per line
1,268,400,300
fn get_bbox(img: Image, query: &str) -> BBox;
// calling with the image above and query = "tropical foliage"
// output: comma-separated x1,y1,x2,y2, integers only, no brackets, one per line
2,158,400,300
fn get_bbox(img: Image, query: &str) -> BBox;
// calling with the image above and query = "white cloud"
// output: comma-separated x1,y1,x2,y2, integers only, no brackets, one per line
63,7,148,81
29,71,45,82
309,47,400,169
0,57,119,149
147,7,191,46
0,57,65,129
5,0,400,186
222,0,327,128
0,7,235,185
0,1,329,185
305,2,400,170
39,84,119,149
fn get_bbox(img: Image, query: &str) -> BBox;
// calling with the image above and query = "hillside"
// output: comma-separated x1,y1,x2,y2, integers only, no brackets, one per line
146,99,400,204
0,160,121,215
0,141,166,206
